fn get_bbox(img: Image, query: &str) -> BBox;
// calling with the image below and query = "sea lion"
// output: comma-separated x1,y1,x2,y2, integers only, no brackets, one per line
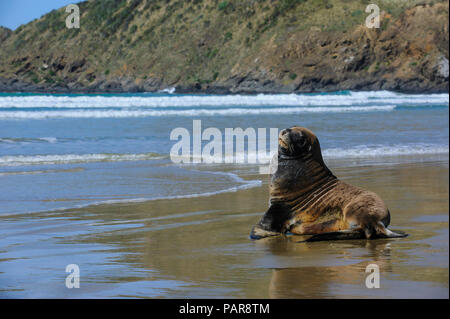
250,126,407,241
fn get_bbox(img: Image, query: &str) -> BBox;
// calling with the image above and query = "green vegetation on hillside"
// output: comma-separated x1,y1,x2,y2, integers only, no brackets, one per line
0,0,448,92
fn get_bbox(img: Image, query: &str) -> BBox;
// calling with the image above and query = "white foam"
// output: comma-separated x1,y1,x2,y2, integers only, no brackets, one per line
0,138,16,143
0,89,449,108
158,87,176,94
0,137,58,143
204,145,449,163
0,105,396,118
175,151,276,164
0,167,84,176
0,90,446,118
0,91,447,108
171,144,449,164
322,144,449,158
0,152,165,167
1,144,447,168
39,137,57,143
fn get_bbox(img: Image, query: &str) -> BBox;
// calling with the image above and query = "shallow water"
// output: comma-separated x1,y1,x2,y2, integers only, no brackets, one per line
0,91,448,298
0,158,447,298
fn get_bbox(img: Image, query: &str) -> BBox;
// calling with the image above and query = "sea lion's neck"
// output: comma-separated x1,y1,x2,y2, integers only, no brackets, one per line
270,153,337,203
293,154,336,190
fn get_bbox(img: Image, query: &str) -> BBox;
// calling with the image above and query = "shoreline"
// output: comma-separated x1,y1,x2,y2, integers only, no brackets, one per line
1,154,447,218
1,77,449,95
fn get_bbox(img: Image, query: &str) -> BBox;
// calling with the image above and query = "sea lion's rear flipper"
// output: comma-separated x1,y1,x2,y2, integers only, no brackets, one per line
382,229,408,238
375,222,408,238
250,202,293,240
299,224,408,242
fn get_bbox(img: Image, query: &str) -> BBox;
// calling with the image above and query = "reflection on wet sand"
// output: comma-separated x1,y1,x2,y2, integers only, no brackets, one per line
266,239,393,298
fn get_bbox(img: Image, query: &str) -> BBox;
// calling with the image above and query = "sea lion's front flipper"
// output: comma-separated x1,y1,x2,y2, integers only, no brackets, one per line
250,202,293,240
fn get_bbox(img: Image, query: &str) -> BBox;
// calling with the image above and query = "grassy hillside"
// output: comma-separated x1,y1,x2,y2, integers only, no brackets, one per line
0,0,448,93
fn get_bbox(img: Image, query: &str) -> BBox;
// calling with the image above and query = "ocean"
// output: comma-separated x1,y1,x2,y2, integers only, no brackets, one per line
0,90,448,298
0,90,447,215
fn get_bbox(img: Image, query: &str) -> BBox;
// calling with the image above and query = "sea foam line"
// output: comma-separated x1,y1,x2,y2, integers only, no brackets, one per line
0,137,57,144
0,105,396,118
1,143,446,168
0,152,165,167
322,144,449,158
86,179,262,207
0,91,448,108
176,144,449,164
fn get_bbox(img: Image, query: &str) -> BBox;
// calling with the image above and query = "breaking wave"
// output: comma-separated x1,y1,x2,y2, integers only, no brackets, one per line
322,144,449,158
0,91,447,108
1,143,447,167
0,152,165,167
0,105,397,118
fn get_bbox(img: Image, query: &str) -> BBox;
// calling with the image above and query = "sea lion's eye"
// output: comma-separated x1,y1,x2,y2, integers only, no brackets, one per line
299,135,307,146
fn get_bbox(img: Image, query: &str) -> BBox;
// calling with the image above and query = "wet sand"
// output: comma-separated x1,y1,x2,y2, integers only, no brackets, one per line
0,157,448,298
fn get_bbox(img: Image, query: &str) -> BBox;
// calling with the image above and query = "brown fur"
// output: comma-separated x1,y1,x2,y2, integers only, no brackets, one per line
250,126,405,240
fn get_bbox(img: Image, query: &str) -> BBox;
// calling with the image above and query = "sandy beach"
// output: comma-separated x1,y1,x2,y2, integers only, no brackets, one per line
0,155,448,298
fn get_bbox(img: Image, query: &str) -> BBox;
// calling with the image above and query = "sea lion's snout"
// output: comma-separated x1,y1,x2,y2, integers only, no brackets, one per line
278,129,291,154
278,127,310,157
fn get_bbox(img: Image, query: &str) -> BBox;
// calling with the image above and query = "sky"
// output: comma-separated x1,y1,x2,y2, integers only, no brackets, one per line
0,0,78,30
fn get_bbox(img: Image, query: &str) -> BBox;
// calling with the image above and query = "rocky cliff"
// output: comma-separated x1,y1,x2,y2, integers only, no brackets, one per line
0,0,448,93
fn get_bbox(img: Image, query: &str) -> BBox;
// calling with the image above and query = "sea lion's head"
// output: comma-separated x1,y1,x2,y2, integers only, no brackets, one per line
278,126,320,159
